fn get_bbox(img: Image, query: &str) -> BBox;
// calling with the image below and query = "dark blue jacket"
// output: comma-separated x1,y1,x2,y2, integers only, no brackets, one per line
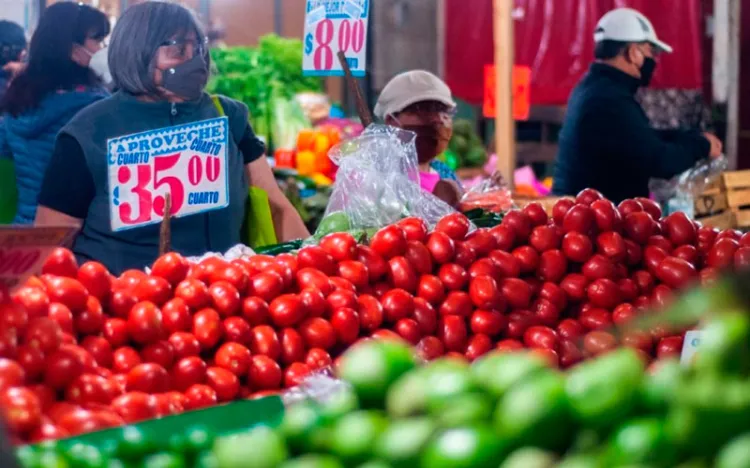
552,63,710,203
0,89,106,223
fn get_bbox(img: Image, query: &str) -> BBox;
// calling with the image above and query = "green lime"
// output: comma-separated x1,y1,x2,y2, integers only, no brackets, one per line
423,360,477,414
555,454,601,468
329,410,388,463
354,462,393,468
105,459,126,468
606,417,675,466
436,392,493,426
193,451,219,468
495,370,570,451
471,352,547,397
281,401,323,453
499,448,557,468
316,212,351,236
63,443,106,468
694,311,750,375
278,454,344,468
117,426,153,460
37,451,70,468
167,434,187,455
15,445,39,468
421,425,506,468
337,340,416,408
640,358,683,411
386,367,429,418
213,427,288,468
373,417,435,467
318,389,359,423
715,433,750,468
184,426,214,453
141,452,186,468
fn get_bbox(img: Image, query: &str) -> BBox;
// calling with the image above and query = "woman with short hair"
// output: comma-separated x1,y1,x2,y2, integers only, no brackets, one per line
1,2,110,224
35,1,309,274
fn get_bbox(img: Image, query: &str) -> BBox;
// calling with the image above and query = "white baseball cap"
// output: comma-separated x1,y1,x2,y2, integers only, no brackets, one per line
374,70,456,119
594,8,673,53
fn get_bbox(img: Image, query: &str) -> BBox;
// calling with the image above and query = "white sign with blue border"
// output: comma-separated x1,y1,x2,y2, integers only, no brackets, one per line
107,117,230,232
303,0,370,77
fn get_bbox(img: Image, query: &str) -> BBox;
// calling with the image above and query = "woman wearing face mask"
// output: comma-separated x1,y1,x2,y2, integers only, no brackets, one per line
0,3,110,225
375,70,463,207
35,2,309,275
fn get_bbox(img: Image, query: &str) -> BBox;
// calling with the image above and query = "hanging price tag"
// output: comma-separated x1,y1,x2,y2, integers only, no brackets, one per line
483,64,532,120
680,330,703,366
107,117,230,232
0,226,78,291
303,0,370,77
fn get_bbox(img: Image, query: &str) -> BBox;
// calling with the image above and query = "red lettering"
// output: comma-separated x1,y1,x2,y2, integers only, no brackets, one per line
314,19,334,71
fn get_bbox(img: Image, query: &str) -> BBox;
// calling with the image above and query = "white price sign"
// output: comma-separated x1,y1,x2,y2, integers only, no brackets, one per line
303,0,370,77
680,330,703,366
0,226,78,291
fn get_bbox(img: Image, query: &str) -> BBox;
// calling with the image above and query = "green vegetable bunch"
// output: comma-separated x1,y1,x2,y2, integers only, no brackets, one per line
448,119,487,169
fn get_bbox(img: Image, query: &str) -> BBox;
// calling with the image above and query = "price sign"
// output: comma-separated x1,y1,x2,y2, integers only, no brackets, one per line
680,330,703,366
483,64,532,120
303,0,370,77
107,117,230,232
0,226,78,291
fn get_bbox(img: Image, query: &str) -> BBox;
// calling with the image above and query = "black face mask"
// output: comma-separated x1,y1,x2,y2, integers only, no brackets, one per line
639,57,657,87
400,124,452,164
160,54,208,101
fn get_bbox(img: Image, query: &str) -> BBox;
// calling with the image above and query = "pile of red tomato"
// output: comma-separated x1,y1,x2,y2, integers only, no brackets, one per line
0,188,748,445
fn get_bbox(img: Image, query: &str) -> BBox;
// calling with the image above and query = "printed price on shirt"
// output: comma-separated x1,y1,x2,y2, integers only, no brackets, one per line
303,0,370,77
107,117,230,232
0,226,78,291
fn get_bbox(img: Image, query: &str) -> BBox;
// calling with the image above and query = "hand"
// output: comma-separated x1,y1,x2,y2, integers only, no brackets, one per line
1,61,25,78
703,132,723,158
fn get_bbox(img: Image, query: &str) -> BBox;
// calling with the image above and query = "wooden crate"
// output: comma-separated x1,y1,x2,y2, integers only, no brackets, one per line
721,170,750,229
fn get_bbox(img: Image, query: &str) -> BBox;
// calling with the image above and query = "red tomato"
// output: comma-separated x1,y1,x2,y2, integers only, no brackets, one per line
45,347,88,390
439,291,474,317
438,316,468,352
140,340,175,369
151,253,190,286
496,339,524,352
579,308,613,331
0,328,18,360
81,336,113,369
618,278,639,301
42,248,78,278
557,274,586,303
632,270,655,295
623,239,642,266
575,188,603,206
416,336,445,361
110,391,157,423
707,238,739,269
329,277,356,293
327,290,358,312
417,275,446,306
397,217,429,243
529,225,561,252
162,298,192,334
23,316,62,354
205,367,239,402
241,296,270,326
266,294,304,328
735,247,750,270
634,198,661,219
102,318,128,348
127,301,163,345
551,199,574,226
489,225,516,251
656,257,697,288
247,325,280,360
481,252,514,279
107,290,137,319
126,363,170,393
562,205,594,234
337,261,370,290
561,231,594,263
612,303,637,326
249,272,286,301
370,225,408,259
193,308,223,350
210,265,249,293
537,249,568,283
184,384,218,410
500,278,532,309
331,308,360,344
28,420,68,442
524,326,558,350
297,246,337,276
522,202,549,227
533,298,560,326
171,356,207,391
16,346,45,381
452,242,477,269
647,235,673,254
651,284,674,309
511,246,540,274
502,211,532,241
153,393,184,417
298,318,336,350
208,281,241,317
387,256,418,292
297,288,326,319
700,267,720,286
113,269,147,293
0,358,24,391
112,347,141,374
249,355,283,390
464,229,497,257
468,276,502,310
556,319,584,340
590,199,622,232
470,310,505,336
401,241,433,276
586,278,621,309
437,263,468,291
221,317,252,346
0,387,41,434
436,213,471,241
355,245,389,282
132,276,172,306
319,232,357,262
284,362,312,388
426,232,456,264
624,212,657,244
657,336,684,359
12,287,50,319
45,276,88,312
380,289,414,322
464,334,493,361
617,199,643,217
393,318,421,344
357,295,384,332
168,332,201,359
582,255,615,280
0,302,28,336
407,298,435,335
673,245,699,265
596,231,626,262
74,295,104,335
661,212,695,246
583,331,618,356
279,328,306,366
558,339,584,368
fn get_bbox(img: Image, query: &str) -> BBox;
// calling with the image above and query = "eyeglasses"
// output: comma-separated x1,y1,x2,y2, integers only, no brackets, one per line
160,38,208,60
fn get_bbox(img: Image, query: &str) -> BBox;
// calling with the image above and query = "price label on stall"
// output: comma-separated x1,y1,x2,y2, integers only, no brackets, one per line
107,117,230,232
680,330,703,366
483,64,532,120
0,226,78,291
302,0,371,77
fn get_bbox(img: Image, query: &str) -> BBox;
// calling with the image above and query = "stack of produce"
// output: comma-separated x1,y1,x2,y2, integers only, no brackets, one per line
274,126,343,184
1,188,749,445
443,119,487,170
207,35,322,150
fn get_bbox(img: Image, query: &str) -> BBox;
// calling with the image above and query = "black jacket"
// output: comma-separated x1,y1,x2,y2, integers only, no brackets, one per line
552,63,710,203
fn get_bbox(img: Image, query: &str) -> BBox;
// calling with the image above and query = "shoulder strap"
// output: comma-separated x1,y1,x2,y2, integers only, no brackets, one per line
211,95,225,117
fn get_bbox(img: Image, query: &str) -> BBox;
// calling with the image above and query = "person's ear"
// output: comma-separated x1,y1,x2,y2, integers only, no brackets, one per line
625,44,642,66
384,114,397,126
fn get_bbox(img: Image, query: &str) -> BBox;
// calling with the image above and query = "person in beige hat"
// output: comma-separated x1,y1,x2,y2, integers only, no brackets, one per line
375,70,462,207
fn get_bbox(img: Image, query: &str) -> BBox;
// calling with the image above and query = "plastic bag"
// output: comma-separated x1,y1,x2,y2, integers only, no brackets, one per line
459,170,514,213
649,155,729,217
315,125,460,237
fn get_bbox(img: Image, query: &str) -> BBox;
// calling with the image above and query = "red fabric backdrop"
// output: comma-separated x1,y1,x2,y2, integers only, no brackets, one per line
444,0,704,106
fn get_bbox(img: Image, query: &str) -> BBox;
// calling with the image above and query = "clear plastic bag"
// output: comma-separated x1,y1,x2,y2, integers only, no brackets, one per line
649,156,728,217
458,170,514,213
315,125,461,237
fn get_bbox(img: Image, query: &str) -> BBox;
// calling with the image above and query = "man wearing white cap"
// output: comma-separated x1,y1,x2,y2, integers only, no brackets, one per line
375,70,462,207
553,8,722,203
